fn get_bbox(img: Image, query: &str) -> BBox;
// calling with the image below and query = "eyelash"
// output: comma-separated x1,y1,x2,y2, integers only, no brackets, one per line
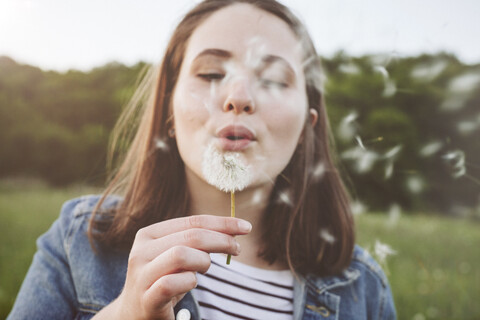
260,79,289,89
197,73,225,81
197,73,288,89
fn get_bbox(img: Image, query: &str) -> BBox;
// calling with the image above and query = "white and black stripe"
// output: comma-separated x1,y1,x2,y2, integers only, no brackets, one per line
191,253,294,320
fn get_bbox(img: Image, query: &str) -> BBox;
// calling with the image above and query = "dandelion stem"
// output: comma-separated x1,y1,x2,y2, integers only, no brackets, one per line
226,191,235,264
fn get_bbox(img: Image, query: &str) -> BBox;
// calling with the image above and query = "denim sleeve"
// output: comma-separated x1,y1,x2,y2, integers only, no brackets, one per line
7,199,82,320
380,280,396,320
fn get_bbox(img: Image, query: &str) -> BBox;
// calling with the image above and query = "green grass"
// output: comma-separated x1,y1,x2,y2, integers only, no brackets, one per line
0,180,101,319
1,181,479,319
355,212,480,319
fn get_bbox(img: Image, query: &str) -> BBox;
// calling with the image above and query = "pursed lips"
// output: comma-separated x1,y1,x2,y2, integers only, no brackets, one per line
216,125,256,151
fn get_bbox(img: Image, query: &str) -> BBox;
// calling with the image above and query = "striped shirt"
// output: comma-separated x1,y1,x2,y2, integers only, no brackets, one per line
191,253,294,320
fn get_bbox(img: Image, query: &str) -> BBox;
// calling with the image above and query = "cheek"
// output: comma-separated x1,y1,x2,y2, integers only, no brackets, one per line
173,82,211,133
260,91,307,142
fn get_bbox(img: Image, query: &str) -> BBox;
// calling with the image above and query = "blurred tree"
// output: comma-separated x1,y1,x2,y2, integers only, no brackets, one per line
0,54,478,214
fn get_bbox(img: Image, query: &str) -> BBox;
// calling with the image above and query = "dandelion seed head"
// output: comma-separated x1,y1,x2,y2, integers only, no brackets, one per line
318,228,336,244
202,142,251,192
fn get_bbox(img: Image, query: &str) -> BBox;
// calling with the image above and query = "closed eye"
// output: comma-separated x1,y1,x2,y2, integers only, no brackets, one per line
198,73,225,81
260,78,289,89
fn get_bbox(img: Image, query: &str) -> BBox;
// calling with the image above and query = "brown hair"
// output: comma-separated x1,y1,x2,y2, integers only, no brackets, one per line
89,0,354,277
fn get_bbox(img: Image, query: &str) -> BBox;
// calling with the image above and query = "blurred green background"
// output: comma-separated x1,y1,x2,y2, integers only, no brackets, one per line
1,53,479,319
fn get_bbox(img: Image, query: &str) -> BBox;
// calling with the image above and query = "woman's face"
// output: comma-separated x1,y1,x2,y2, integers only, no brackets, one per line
172,3,310,190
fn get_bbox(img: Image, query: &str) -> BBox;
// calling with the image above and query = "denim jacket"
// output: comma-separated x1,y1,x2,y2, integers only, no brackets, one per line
8,195,396,320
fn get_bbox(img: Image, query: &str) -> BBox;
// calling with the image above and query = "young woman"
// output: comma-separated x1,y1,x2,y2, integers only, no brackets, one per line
8,0,396,319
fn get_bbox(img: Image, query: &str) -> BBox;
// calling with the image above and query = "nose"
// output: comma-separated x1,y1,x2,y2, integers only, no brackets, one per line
223,80,255,114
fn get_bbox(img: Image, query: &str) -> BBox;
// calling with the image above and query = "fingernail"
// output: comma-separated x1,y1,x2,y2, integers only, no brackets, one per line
238,220,252,232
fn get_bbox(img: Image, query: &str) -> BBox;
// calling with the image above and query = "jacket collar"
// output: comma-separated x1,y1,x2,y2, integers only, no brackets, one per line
293,267,361,319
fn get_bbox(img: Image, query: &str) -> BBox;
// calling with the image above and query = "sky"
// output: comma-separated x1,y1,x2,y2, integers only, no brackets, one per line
0,0,479,72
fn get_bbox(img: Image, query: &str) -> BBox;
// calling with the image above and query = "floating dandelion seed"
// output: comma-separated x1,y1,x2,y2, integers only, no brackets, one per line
350,200,367,215
318,228,336,244
384,161,394,179
383,145,402,179
441,72,480,112
355,135,366,150
337,112,358,141
383,80,397,97
410,60,448,81
338,62,361,75
312,162,326,181
374,65,389,79
386,204,401,228
406,175,425,194
412,313,426,320
374,240,396,265
448,72,480,93
244,37,267,70
155,138,169,152
457,115,480,136
278,190,293,206
301,55,316,69
342,145,379,174
420,141,443,157
251,189,264,205
383,145,402,161
442,150,466,179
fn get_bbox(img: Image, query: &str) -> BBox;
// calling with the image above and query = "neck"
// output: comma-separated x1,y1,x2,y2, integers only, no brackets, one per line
185,167,286,270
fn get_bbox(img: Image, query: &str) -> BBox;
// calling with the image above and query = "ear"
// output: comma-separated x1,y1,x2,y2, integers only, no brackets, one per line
309,108,318,128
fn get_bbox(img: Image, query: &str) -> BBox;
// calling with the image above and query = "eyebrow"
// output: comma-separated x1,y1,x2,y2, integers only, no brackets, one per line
193,48,232,61
261,54,296,76
192,48,296,78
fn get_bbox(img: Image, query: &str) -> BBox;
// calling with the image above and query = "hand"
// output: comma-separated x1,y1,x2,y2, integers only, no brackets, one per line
93,215,252,320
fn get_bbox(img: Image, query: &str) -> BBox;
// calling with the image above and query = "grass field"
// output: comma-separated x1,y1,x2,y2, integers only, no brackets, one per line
1,181,479,319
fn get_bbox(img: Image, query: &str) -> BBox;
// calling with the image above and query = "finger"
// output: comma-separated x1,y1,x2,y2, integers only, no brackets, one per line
142,246,210,289
138,215,252,240
142,271,197,316
140,228,241,261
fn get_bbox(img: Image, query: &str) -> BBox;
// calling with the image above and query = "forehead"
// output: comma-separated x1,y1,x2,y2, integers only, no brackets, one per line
183,3,303,68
